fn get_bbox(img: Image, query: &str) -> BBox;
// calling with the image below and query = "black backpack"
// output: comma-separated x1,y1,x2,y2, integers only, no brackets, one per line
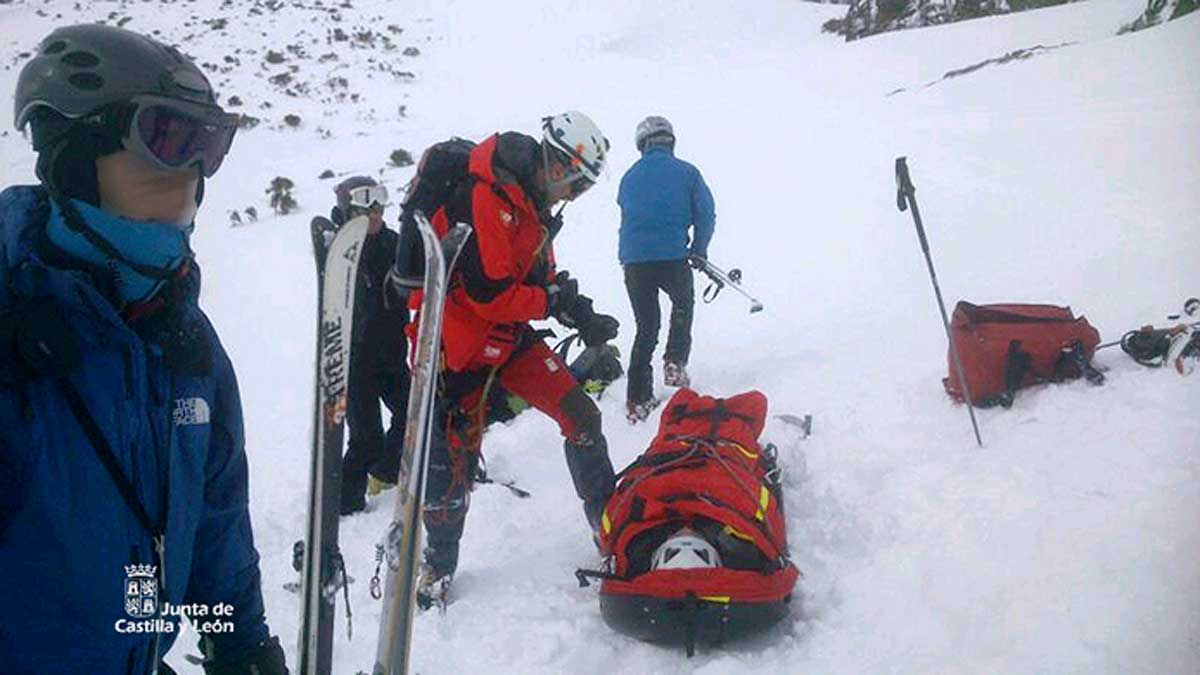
391,137,477,290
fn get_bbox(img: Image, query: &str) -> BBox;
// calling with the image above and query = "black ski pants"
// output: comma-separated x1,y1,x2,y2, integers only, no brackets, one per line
624,259,694,404
343,329,410,491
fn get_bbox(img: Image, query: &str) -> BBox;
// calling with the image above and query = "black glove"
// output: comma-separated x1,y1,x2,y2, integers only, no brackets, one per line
688,252,707,270
201,636,289,675
543,210,564,240
545,271,580,322
580,313,619,347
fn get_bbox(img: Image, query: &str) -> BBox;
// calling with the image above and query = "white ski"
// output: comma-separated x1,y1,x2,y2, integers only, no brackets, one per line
299,214,370,674
373,213,472,675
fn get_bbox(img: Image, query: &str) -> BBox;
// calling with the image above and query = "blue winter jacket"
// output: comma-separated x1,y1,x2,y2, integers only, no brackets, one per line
0,186,271,674
617,145,716,265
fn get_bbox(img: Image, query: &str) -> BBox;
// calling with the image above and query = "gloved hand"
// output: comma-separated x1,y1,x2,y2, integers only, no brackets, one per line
543,210,565,240
545,271,580,322
580,313,619,347
688,252,707,270
201,636,289,675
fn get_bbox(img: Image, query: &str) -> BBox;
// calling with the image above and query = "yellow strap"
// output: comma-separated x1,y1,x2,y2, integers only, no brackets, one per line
601,510,611,534
755,485,769,521
723,525,755,543
699,595,731,604
724,441,758,460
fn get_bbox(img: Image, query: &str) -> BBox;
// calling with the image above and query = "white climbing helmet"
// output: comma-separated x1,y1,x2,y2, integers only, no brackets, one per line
650,527,722,571
541,110,610,186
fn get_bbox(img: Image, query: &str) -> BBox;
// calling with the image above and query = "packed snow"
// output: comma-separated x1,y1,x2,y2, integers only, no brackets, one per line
1,0,1196,672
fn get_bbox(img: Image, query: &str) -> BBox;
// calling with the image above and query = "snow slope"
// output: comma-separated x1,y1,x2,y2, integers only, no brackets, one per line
1,0,1197,672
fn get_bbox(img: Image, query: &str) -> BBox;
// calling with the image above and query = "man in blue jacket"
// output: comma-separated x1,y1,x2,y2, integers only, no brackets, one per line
0,25,286,674
617,116,716,423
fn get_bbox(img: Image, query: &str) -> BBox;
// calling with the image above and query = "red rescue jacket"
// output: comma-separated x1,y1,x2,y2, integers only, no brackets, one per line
408,133,556,372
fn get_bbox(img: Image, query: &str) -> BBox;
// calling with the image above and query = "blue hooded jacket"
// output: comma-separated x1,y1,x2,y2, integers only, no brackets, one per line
617,145,715,265
0,186,271,674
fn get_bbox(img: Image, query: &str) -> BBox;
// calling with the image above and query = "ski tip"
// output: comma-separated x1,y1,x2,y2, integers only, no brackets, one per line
750,302,764,314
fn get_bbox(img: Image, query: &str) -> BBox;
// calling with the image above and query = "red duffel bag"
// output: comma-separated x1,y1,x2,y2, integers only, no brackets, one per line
944,301,1104,407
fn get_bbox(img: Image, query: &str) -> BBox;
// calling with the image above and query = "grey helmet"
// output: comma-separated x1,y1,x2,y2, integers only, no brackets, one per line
634,115,675,153
14,24,227,203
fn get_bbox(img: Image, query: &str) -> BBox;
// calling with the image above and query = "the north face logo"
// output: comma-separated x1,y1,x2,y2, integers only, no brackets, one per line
173,397,211,426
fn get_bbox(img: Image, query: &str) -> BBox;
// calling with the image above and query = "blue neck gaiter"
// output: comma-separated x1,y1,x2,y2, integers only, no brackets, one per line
46,199,192,306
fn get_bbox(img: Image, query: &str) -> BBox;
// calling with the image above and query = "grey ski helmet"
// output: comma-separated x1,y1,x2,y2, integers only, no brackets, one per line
635,116,674,153
14,24,233,203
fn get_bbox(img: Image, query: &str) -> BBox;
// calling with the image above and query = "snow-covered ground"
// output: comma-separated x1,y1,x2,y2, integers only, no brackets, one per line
1,0,1197,672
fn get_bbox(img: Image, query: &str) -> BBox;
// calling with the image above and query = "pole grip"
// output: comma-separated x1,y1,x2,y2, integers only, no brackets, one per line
897,157,932,254
895,157,914,211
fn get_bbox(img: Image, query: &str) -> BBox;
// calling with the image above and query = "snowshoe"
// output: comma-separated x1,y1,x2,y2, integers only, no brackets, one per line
663,361,690,388
415,564,453,612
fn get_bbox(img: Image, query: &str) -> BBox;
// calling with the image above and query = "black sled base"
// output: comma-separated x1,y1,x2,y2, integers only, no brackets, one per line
600,592,793,657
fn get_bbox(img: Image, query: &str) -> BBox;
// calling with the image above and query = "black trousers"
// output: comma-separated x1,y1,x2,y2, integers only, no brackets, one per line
623,259,694,404
343,328,410,490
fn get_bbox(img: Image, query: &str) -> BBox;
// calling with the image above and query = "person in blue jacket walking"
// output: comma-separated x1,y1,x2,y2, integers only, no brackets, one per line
617,116,715,423
0,25,287,675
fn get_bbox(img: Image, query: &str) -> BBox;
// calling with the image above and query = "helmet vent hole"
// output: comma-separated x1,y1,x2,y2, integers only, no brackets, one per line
68,72,105,91
42,40,68,55
62,51,100,68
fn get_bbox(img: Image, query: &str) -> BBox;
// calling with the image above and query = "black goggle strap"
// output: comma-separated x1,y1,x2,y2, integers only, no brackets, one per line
542,117,604,179
541,143,595,202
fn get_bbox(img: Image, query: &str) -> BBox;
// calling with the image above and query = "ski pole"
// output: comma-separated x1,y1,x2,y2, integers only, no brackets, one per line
694,256,764,313
895,157,983,448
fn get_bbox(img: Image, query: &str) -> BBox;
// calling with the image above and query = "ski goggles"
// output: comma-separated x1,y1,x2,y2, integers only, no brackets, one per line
542,142,595,200
345,183,390,211
116,96,240,178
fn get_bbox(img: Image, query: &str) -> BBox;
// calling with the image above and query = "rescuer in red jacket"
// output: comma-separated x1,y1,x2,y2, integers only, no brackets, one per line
410,111,619,608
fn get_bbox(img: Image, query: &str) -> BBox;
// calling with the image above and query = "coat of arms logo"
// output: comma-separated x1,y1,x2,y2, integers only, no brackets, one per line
124,564,159,619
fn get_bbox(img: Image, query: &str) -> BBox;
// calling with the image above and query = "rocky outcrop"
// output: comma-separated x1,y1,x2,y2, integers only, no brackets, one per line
824,0,1076,41
1120,0,1197,32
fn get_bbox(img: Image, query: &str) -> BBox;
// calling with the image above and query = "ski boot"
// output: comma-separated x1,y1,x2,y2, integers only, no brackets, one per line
415,563,453,612
366,474,395,497
626,397,661,425
663,361,690,388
